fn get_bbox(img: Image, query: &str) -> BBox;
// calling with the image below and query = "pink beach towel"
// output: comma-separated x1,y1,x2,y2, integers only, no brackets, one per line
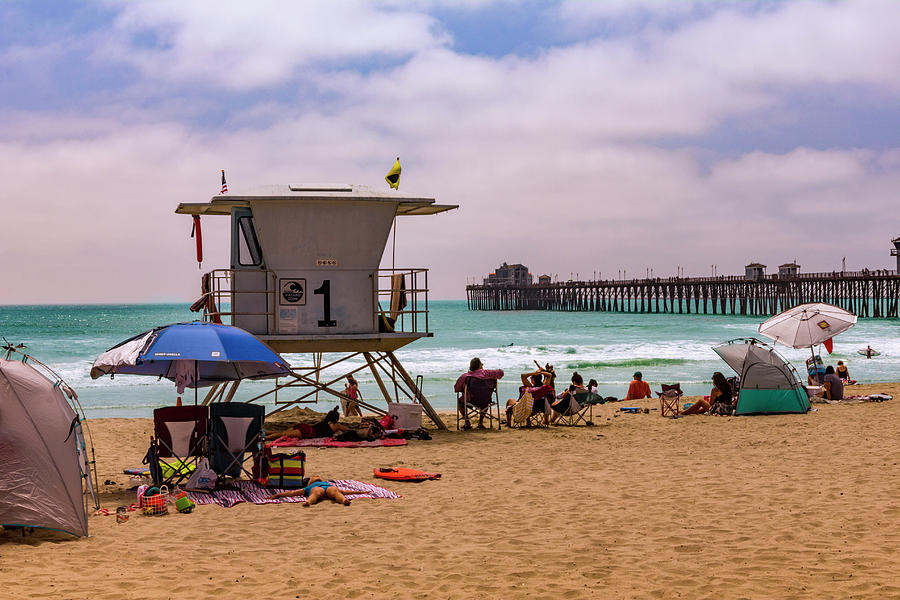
267,436,408,448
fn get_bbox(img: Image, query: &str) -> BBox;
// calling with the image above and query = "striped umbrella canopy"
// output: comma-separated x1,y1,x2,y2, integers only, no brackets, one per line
758,303,857,349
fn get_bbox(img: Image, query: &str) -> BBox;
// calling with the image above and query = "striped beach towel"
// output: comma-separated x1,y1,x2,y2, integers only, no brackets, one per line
267,436,408,448
188,479,400,508
512,391,534,426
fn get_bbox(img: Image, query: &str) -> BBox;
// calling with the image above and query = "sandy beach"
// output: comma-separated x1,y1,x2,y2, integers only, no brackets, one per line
3,383,900,599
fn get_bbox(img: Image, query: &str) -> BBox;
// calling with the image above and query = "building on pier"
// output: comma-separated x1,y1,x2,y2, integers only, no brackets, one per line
483,262,532,286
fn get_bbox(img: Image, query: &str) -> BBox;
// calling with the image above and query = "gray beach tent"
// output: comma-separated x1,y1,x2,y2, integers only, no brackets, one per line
0,353,98,537
713,338,810,415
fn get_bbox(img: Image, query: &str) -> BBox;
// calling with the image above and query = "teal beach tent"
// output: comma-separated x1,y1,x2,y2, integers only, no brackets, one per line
713,338,810,415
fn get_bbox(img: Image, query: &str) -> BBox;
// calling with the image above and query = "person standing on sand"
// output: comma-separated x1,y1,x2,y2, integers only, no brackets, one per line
342,375,363,418
623,371,652,401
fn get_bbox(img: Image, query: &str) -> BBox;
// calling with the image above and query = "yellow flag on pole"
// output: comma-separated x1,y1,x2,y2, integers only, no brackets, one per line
385,157,401,189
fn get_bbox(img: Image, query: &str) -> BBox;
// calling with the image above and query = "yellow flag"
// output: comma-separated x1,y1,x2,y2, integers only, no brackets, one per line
385,157,401,189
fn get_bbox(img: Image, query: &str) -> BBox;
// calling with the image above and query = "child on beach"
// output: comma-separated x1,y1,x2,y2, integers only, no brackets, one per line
268,478,369,507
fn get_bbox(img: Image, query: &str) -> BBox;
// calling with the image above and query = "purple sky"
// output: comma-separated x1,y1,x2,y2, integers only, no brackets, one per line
2,0,900,303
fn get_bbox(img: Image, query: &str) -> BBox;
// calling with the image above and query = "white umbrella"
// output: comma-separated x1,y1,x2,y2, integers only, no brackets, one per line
758,303,857,349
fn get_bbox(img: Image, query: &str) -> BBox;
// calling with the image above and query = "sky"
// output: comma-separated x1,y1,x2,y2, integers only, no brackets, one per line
2,0,900,303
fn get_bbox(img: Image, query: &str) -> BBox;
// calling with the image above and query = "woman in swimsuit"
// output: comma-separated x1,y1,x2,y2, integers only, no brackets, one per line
268,478,369,506
342,375,363,418
682,372,733,415
835,360,850,381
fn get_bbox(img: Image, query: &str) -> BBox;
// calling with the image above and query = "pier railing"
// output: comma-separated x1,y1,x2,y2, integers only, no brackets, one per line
467,271,900,318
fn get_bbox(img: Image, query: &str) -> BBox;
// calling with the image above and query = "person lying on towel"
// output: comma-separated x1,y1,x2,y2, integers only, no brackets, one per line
268,478,368,507
271,407,353,439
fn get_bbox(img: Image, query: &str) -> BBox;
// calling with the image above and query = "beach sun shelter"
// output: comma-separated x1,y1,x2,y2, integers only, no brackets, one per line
0,350,98,537
712,338,810,415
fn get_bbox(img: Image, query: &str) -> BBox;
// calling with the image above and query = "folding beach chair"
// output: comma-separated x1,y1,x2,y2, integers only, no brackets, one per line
456,375,502,430
657,384,683,418
559,390,605,426
209,402,266,480
146,405,210,487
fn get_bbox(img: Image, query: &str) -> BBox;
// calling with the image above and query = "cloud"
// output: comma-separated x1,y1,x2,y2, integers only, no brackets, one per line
99,0,448,91
2,1,900,303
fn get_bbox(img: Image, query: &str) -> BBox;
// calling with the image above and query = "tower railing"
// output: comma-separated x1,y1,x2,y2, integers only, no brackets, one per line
194,268,430,335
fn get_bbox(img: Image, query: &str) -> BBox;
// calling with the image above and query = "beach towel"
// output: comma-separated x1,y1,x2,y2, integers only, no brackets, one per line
511,391,534,425
266,436,408,448
187,479,400,508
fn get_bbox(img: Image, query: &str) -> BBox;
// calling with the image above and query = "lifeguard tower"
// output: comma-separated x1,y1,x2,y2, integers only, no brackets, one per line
175,183,457,428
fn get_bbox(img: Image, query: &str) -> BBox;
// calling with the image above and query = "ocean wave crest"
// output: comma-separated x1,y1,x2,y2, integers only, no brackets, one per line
565,357,694,370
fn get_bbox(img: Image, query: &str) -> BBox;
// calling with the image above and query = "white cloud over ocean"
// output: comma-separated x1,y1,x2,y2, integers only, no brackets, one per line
1,0,899,303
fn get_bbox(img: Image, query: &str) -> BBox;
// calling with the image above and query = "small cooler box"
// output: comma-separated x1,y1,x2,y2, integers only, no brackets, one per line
388,402,423,430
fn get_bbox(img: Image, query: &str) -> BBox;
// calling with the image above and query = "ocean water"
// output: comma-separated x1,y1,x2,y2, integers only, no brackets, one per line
1,300,898,418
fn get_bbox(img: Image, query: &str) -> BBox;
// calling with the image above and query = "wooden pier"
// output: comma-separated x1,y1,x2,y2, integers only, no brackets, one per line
466,271,900,318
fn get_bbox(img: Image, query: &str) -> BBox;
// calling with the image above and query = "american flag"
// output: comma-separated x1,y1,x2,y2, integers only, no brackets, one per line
220,169,228,194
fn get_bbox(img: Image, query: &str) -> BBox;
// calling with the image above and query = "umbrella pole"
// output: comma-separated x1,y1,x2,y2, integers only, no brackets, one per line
194,360,199,406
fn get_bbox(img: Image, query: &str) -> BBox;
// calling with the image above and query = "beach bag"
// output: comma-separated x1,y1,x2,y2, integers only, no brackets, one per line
184,458,217,491
265,451,306,488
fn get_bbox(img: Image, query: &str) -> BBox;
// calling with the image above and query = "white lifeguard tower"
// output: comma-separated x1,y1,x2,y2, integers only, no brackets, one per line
176,183,457,428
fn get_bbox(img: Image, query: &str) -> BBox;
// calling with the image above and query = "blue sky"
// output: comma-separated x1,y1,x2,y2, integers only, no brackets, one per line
2,0,900,302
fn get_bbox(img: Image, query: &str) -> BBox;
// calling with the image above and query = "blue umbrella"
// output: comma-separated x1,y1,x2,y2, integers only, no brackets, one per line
91,322,291,402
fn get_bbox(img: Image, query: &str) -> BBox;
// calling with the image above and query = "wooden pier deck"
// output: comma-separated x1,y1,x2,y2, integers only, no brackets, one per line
466,271,900,318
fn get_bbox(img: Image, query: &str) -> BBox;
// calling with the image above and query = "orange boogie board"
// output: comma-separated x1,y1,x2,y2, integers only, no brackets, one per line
374,467,441,482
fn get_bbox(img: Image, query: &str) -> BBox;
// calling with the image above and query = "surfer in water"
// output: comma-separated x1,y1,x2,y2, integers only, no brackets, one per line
865,345,876,359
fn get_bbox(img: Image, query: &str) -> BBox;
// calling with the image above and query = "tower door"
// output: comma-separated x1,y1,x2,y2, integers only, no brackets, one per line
230,208,271,334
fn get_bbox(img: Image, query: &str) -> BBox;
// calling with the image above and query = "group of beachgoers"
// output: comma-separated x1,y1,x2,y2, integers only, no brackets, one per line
806,359,850,401
454,353,860,426
452,357,748,425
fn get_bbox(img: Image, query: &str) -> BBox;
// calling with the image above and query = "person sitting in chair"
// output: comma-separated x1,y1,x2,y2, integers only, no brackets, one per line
454,357,504,429
682,372,733,415
505,366,556,426
550,371,587,424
